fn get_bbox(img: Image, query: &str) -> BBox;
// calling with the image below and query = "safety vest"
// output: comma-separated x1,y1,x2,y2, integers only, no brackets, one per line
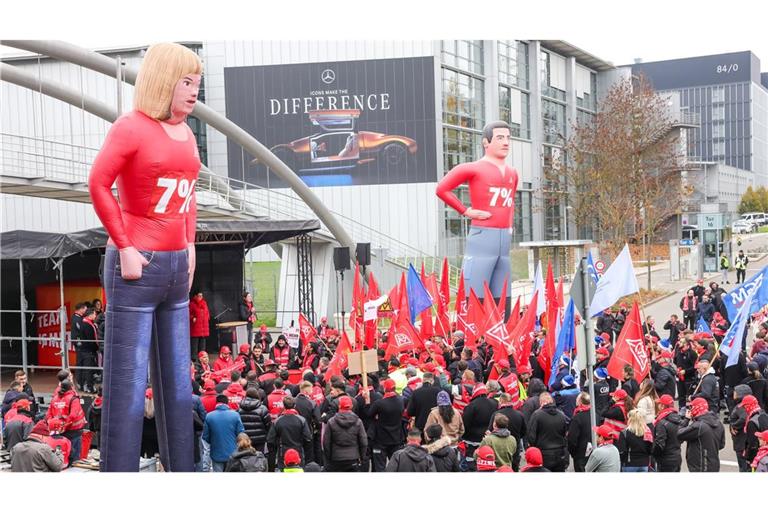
720,255,730,270
734,256,747,270
272,345,291,367
452,382,474,412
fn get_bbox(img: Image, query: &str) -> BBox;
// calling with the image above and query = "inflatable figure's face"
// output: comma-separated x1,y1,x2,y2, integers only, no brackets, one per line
483,127,511,159
168,73,201,123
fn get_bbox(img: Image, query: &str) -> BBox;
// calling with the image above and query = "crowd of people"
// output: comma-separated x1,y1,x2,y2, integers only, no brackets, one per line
4,278,768,473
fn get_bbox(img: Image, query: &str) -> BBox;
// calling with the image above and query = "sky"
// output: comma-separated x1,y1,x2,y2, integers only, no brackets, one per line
2,1,766,69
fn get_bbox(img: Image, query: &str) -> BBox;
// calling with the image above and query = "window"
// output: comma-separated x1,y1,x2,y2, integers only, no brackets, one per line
512,190,533,243
542,100,567,144
712,104,725,121
712,121,725,138
712,140,725,158
499,86,530,139
442,68,485,130
576,109,595,130
576,67,597,111
540,49,566,101
542,146,565,240
712,86,725,103
443,127,482,171
498,40,529,89
441,40,484,75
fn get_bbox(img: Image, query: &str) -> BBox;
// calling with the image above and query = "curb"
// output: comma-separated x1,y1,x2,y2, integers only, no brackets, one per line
641,291,677,308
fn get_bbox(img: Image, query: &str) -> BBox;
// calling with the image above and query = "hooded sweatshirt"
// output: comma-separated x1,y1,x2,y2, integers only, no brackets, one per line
385,443,436,472
426,436,460,472
480,428,518,468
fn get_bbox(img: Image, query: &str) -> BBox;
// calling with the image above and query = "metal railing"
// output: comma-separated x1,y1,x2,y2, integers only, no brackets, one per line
1,132,463,286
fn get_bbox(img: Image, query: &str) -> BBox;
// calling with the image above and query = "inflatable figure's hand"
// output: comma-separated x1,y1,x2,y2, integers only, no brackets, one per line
188,242,196,292
119,246,149,280
464,208,492,220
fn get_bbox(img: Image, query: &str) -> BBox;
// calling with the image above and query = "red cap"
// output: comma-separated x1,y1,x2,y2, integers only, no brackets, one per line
594,424,616,439
407,357,419,367
660,350,674,359
219,346,231,355
383,379,396,393
497,359,510,369
47,418,64,434
742,395,760,413
338,396,353,411
260,324,267,332
476,445,496,471
14,399,31,410
755,430,768,442
600,333,611,342
516,365,532,375
30,420,50,436
263,359,276,366
203,379,215,391
284,448,301,466
424,362,437,373
596,347,610,357
690,397,709,417
611,389,628,400
657,394,675,407
399,354,410,365
198,351,208,359
524,447,543,466
239,343,250,355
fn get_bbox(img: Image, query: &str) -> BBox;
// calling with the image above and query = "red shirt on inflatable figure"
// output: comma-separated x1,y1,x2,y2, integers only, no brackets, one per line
436,122,519,300
87,43,203,472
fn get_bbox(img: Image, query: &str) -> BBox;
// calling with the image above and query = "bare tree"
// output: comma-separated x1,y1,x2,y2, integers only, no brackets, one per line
545,75,691,289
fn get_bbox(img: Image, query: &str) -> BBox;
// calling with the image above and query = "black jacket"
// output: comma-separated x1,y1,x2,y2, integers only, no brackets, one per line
691,372,719,412
729,387,751,452
622,378,640,400
323,411,368,463
527,403,568,453
238,397,271,447
224,449,268,472
745,411,768,462
425,436,460,472
590,379,612,420
664,320,684,344
741,376,768,410
461,395,498,443
406,382,442,431
489,404,526,444
385,443,436,472
520,379,547,424
295,393,321,434
677,412,725,472
653,365,677,399
266,412,313,468
653,411,683,468
367,395,405,447
567,408,592,460
674,347,698,385
596,314,614,336
617,428,653,468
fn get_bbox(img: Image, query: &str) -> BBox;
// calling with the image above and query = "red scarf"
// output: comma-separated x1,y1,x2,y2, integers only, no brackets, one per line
744,409,762,434
246,300,255,323
598,438,615,447
751,445,768,471
280,409,299,416
573,404,591,416
654,407,676,426
302,353,317,369
83,317,98,339
614,400,627,420
383,391,397,399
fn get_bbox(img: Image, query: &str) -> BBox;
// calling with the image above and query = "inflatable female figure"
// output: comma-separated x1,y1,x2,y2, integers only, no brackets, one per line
88,43,202,471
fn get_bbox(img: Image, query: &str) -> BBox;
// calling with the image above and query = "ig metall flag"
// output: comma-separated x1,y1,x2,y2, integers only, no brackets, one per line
696,317,712,334
719,285,756,368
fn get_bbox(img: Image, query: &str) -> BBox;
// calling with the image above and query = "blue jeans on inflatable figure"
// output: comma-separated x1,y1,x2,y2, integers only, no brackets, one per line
462,226,511,299
100,247,193,472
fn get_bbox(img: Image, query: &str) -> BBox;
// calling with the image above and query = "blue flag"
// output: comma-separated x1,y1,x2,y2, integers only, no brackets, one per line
720,286,755,368
587,252,599,284
722,266,768,320
549,298,576,388
406,263,432,324
696,317,712,334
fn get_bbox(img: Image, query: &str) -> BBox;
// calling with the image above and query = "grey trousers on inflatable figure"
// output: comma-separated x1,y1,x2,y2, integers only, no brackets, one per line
462,226,512,311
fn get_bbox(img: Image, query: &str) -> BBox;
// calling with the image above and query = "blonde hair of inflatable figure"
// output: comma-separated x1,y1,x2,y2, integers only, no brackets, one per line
134,43,203,120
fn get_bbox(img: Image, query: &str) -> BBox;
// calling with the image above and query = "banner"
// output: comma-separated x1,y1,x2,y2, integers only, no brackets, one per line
35,280,103,367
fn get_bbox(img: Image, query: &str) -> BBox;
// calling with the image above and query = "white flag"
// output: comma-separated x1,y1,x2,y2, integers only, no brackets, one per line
532,260,545,317
589,244,639,317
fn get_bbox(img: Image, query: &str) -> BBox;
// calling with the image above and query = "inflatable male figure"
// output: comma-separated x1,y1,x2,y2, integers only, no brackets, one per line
436,121,519,305
88,43,202,471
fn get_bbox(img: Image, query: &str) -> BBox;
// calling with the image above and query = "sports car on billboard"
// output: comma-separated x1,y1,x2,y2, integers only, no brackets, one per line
269,109,418,173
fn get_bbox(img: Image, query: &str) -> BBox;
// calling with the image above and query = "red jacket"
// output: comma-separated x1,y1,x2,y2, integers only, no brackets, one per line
201,390,218,413
213,356,237,382
4,408,34,425
189,297,210,337
45,389,86,432
224,383,246,410
267,389,289,421
271,345,292,367
46,435,72,466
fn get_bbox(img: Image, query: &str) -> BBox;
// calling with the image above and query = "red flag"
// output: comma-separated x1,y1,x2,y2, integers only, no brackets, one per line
419,306,434,339
397,272,409,322
298,313,317,345
511,291,539,369
368,271,380,301
425,273,440,307
455,273,471,342
483,294,512,363
324,329,352,380
350,263,365,343
496,274,509,313
465,288,484,350
384,314,421,361
556,276,564,314
506,296,521,333
607,302,650,383
439,257,451,313
378,284,397,318
545,261,558,311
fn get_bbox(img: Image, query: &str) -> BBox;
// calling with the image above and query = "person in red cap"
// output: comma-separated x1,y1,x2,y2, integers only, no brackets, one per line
194,351,212,383
266,396,312,471
253,323,272,352
282,448,304,472
323,395,367,472
742,394,768,469
2,398,35,454
200,379,218,413
751,430,768,472
653,349,677,399
652,394,683,472
368,378,406,471
224,380,246,410
602,388,631,434
520,446,549,472
585,424,620,472
189,289,210,356
44,379,85,467
45,418,73,467
10,420,64,472
677,397,725,472
212,346,237,383
475,445,497,472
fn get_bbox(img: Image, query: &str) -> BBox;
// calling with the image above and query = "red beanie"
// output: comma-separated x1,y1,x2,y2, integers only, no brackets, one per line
524,447,543,466
239,343,250,355
338,395,353,411
14,399,31,410
690,397,709,418
476,445,496,471
611,389,628,400
30,420,50,436
516,365,531,375
383,379,396,393
497,359,510,369
657,394,675,407
284,449,301,466
742,395,760,416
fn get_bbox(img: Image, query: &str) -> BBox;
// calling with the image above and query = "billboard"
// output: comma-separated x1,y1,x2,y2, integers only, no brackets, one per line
224,56,437,187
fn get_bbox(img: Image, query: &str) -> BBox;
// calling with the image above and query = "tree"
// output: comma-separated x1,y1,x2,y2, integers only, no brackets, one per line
545,75,692,290
738,186,768,214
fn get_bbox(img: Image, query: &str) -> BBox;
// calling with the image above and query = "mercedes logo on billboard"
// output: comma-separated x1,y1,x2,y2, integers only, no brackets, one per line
321,69,336,84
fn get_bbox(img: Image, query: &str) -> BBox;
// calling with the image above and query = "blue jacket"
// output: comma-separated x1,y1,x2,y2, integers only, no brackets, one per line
202,404,245,462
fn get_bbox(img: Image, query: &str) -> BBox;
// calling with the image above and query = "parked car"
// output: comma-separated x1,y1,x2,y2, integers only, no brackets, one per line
740,212,768,226
732,220,756,234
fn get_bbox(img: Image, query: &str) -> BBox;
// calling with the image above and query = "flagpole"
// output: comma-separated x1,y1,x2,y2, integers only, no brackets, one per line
580,257,599,449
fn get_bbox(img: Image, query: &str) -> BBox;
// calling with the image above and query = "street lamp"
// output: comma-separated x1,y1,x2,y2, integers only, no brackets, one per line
564,205,573,240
